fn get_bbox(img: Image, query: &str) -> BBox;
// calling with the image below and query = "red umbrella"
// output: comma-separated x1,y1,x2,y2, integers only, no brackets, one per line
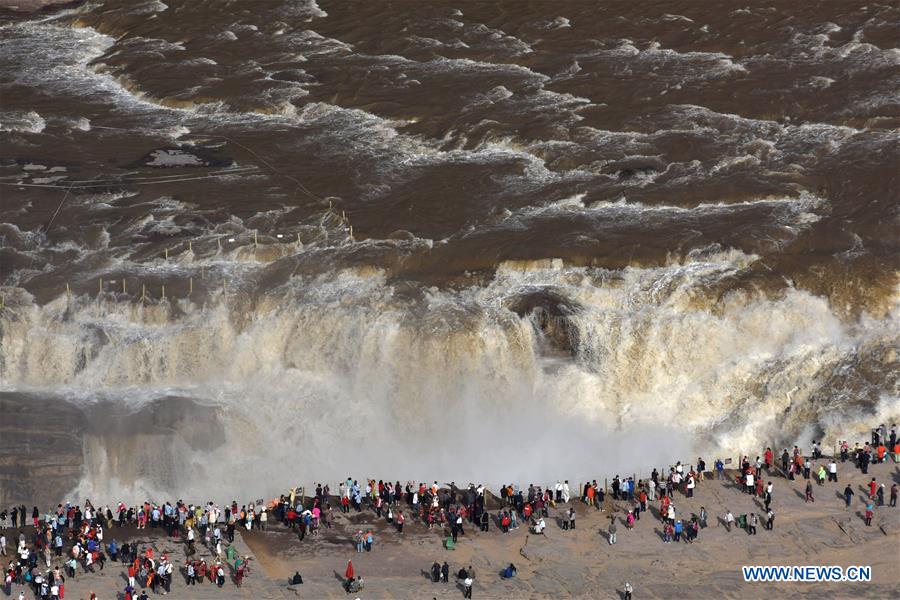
345,560,355,580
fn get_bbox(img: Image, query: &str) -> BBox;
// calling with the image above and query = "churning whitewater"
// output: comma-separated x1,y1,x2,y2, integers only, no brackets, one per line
0,0,898,505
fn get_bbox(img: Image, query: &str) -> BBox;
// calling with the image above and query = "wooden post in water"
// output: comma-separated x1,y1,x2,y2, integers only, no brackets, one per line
141,283,146,304
161,285,165,299
349,225,353,241
189,277,193,297
122,279,126,294
188,240,192,254
254,231,258,247
66,283,70,297
165,247,169,260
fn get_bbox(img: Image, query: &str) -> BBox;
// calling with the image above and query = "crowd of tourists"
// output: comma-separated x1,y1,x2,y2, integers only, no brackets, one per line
1,499,254,599
2,424,896,598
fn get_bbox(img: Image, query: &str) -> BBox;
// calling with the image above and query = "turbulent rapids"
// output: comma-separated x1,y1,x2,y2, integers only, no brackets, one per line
0,0,898,505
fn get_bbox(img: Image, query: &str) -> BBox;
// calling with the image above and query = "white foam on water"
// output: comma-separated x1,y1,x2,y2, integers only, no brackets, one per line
592,41,748,78
511,191,826,231
2,251,896,501
545,16,571,30
0,110,46,133
661,14,694,23
278,0,328,20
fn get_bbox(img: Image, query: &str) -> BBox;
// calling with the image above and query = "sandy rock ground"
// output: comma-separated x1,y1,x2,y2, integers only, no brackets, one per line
4,460,898,599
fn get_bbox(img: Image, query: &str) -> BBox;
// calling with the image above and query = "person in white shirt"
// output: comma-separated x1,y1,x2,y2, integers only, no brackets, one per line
827,460,838,482
724,510,735,532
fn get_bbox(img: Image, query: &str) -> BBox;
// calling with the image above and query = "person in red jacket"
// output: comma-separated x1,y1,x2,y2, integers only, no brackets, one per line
764,448,773,470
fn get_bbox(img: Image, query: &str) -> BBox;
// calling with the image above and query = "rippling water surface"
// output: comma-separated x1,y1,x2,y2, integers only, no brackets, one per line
0,0,897,503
